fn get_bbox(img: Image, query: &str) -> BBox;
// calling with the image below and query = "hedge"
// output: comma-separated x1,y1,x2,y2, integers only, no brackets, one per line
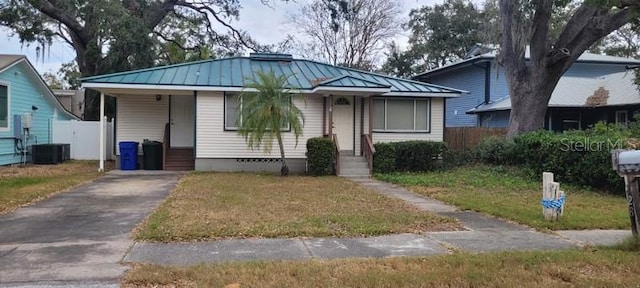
512,128,629,194
306,137,335,176
373,141,448,173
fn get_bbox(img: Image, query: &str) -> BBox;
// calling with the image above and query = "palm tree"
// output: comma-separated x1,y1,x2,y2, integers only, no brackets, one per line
237,70,305,176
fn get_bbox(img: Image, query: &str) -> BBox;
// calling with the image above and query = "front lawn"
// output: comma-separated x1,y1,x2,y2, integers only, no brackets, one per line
0,160,111,214
134,173,459,242
123,243,640,287
376,165,629,230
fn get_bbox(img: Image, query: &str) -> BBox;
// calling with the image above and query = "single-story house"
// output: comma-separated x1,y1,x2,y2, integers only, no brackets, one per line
413,44,640,129
81,53,465,173
0,55,79,166
467,71,640,130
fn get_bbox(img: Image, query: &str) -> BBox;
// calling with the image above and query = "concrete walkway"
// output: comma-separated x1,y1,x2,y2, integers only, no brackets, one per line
124,177,632,266
0,174,182,287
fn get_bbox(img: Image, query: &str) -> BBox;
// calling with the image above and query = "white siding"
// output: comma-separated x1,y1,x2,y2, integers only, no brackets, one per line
116,95,168,154
196,92,324,158
354,96,363,154
372,98,445,143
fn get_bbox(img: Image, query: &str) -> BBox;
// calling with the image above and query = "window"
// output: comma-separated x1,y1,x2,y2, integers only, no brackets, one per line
0,84,7,128
616,110,628,127
372,98,430,132
224,93,291,130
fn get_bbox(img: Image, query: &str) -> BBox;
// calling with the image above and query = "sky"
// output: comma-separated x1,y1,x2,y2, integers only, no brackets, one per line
0,0,451,76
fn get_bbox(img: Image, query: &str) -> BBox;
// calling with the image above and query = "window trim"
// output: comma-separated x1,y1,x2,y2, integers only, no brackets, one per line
0,81,10,132
223,92,292,132
616,110,628,127
372,97,431,133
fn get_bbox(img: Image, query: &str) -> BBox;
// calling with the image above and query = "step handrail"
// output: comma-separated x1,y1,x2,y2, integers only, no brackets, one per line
332,133,340,175
361,134,375,173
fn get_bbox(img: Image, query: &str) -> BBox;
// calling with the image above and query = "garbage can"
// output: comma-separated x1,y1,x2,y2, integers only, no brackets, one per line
142,140,163,170
119,141,139,170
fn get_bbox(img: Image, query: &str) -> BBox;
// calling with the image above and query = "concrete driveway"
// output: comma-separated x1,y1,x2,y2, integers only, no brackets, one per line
0,173,181,287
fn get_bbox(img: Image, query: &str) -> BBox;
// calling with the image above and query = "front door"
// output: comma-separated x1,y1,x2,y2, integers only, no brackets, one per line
170,95,194,148
333,96,354,152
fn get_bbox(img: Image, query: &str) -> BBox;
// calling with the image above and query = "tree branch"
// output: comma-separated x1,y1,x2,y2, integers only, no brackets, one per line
26,0,89,45
553,4,637,72
529,0,553,67
175,1,256,51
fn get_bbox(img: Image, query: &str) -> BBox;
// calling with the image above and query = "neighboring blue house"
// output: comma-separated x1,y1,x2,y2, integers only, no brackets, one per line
413,45,640,130
0,55,78,166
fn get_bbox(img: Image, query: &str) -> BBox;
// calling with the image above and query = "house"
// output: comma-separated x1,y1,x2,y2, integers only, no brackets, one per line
80,53,465,173
52,89,85,119
413,45,640,130
0,55,79,166
467,71,640,130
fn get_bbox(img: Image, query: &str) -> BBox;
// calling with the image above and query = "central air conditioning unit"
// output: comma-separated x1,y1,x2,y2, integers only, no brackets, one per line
32,144,71,164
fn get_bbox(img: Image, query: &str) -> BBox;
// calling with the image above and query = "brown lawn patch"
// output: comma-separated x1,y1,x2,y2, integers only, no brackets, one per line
134,173,459,241
0,160,112,214
122,248,640,287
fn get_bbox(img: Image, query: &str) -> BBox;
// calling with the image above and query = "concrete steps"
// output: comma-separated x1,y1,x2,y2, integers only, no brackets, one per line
338,154,370,178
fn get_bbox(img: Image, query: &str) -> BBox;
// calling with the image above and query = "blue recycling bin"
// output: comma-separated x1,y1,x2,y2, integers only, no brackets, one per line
119,141,139,170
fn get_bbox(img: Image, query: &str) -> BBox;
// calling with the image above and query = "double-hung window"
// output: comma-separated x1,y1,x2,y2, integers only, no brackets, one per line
0,84,8,129
372,98,430,132
224,93,291,131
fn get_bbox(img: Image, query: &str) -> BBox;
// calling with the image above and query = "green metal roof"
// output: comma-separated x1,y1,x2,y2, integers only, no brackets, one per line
82,53,466,95
316,75,391,88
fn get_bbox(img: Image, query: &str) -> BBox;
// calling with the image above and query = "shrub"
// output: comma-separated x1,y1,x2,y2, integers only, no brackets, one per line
373,141,448,173
306,137,335,176
474,137,518,165
513,129,626,194
395,141,448,171
373,142,396,173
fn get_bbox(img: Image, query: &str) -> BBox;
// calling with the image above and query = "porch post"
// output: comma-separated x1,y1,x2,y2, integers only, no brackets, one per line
328,95,334,136
368,96,373,136
99,92,105,172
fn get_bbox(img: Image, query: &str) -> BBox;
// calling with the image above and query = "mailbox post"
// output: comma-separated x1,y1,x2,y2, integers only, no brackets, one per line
612,150,640,236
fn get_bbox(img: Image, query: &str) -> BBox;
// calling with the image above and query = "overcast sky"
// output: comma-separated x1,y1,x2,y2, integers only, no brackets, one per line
0,0,455,75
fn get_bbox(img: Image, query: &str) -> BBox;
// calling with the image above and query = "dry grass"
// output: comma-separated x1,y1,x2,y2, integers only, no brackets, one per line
0,160,112,214
134,173,459,241
122,247,640,287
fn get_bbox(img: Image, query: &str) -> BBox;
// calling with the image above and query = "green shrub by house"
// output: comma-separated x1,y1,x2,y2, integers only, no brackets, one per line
513,128,627,194
374,141,447,173
306,137,335,176
475,137,518,165
373,142,397,173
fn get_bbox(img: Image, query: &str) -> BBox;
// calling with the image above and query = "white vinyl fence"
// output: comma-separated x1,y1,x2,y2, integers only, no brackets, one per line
52,119,114,160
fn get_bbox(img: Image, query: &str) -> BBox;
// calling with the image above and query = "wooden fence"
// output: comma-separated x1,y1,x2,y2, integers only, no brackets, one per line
444,127,508,151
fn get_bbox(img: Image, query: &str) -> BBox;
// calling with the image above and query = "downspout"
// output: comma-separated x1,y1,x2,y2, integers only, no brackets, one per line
472,61,491,127
471,61,491,104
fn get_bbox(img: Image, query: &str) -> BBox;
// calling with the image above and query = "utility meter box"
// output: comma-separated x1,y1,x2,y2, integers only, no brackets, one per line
13,115,22,138
21,113,32,129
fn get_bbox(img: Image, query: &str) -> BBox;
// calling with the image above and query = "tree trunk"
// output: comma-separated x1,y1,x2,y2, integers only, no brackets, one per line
277,133,289,176
506,71,561,138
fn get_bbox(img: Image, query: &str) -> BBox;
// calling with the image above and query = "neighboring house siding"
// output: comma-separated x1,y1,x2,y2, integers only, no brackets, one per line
0,63,67,165
489,65,510,101
195,91,323,159
427,66,486,127
372,98,445,142
115,95,169,154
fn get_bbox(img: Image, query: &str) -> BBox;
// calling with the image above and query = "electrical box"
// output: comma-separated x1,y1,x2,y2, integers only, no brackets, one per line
21,113,32,129
13,115,22,138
